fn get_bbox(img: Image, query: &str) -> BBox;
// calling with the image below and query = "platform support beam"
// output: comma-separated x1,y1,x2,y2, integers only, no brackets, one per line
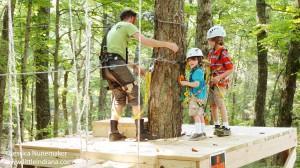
283,147,296,168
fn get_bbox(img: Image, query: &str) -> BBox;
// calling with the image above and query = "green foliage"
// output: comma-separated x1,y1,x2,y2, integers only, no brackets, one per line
0,0,299,166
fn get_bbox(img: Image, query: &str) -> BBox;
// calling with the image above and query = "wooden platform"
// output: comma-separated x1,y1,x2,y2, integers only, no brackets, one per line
14,123,297,168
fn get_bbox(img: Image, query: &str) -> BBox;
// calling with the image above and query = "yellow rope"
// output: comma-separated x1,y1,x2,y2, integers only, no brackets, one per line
144,71,151,105
182,64,191,107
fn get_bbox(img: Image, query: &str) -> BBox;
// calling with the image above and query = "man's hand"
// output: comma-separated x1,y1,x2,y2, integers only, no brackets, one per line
133,65,146,76
166,42,179,53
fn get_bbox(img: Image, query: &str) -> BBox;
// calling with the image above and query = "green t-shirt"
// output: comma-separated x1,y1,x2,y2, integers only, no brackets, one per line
107,21,139,58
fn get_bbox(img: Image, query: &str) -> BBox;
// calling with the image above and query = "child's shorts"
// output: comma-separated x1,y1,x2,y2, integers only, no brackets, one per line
189,97,204,116
208,86,227,107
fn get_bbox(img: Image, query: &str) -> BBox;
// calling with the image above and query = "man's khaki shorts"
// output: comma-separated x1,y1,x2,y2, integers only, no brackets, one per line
208,86,227,107
189,97,204,116
111,83,142,106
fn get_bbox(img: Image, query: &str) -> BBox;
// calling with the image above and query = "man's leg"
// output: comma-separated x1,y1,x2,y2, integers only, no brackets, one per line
111,98,125,121
129,85,156,141
132,105,156,141
132,105,142,120
109,90,127,141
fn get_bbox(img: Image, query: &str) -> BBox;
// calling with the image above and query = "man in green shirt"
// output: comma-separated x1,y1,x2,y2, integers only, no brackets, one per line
103,9,178,141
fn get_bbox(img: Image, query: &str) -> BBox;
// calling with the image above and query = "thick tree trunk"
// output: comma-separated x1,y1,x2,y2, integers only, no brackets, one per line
148,0,186,138
195,0,212,56
276,38,300,166
53,0,60,137
0,0,16,152
20,0,32,142
35,1,51,140
277,1,300,127
254,0,268,126
276,0,300,165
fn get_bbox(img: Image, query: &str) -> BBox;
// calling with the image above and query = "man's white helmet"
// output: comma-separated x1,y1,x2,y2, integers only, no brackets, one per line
207,25,226,39
186,48,203,60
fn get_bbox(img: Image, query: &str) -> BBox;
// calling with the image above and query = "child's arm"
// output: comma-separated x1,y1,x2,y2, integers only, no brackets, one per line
180,81,199,88
211,69,233,84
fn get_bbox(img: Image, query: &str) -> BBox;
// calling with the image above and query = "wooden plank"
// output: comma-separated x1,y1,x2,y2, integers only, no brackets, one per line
225,128,297,168
283,147,297,168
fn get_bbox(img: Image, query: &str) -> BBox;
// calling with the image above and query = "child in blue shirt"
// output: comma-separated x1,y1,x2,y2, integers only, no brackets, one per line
180,48,207,140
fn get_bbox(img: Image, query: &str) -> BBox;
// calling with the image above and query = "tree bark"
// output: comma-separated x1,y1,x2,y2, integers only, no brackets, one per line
254,0,268,126
195,0,212,56
148,0,186,138
53,0,61,137
34,1,51,140
0,0,16,151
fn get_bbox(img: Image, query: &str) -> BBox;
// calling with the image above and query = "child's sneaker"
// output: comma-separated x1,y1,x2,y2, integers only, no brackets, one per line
213,125,222,135
216,126,231,137
189,133,206,141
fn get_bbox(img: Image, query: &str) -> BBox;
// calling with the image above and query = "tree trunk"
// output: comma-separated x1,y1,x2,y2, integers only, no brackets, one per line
195,0,212,56
148,0,186,138
62,71,69,135
63,27,84,135
34,1,51,140
20,0,32,142
30,83,35,141
276,0,300,165
277,0,300,127
98,13,109,120
254,0,268,126
89,94,93,129
53,0,60,137
0,0,16,152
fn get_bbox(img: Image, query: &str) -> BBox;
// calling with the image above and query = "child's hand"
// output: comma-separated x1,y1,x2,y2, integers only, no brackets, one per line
211,76,221,84
180,81,189,86
197,99,205,105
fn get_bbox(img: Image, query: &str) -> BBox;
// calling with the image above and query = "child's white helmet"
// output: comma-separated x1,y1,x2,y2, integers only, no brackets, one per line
186,48,204,60
207,25,226,39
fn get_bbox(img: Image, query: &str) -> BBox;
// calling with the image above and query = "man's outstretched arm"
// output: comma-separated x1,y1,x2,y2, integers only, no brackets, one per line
132,32,179,53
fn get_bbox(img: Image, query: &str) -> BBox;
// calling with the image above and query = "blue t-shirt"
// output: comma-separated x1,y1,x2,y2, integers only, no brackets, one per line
189,67,207,100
